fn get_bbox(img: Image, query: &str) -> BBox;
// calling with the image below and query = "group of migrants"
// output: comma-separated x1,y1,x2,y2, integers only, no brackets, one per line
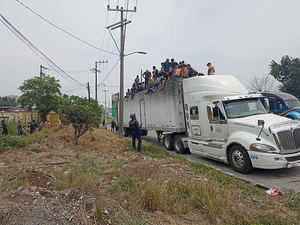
126,59,215,97
0,119,54,136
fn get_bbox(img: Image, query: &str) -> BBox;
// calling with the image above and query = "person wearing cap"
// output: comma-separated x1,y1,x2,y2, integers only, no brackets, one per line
1,120,8,136
129,113,142,152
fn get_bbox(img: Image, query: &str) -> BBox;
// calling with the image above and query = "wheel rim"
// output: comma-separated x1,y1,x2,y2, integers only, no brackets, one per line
175,138,181,151
232,149,244,169
165,136,170,148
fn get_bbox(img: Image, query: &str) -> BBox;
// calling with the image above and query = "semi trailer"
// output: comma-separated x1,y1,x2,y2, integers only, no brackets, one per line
121,75,300,173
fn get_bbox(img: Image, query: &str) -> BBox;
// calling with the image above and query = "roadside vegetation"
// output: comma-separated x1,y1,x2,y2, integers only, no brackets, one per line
0,127,299,224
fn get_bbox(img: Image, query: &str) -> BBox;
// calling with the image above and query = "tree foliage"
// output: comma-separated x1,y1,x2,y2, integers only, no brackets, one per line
249,75,276,92
58,95,102,144
0,96,17,107
269,55,300,98
18,75,61,120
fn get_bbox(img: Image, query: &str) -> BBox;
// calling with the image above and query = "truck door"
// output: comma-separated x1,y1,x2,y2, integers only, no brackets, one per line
139,100,146,128
205,101,228,157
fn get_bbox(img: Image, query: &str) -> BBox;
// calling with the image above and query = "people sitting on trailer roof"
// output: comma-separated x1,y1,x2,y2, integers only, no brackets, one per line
170,58,178,74
187,64,198,77
128,57,206,97
142,70,151,88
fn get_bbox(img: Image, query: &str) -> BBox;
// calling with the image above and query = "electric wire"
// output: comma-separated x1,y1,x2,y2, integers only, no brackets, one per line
102,59,120,83
0,13,85,87
15,0,119,56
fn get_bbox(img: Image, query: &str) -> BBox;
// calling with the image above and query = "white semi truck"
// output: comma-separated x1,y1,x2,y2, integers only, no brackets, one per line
122,75,300,173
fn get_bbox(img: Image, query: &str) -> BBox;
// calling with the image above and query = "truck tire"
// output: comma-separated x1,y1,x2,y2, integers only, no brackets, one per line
174,135,185,154
123,128,130,137
228,145,253,174
163,134,174,150
141,130,148,136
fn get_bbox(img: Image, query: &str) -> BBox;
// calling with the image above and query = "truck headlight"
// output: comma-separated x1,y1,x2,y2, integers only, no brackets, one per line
296,116,300,119
250,143,279,153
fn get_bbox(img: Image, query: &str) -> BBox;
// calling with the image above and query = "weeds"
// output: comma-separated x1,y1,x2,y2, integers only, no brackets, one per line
31,146,41,153
54,156,103,191
95,201,104,220
140,145,170,159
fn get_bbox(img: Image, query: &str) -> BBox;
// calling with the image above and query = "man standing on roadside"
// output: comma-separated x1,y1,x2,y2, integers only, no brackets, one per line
1,120,8,136
129,113,142,152
111,119,116,133
207,62,215,75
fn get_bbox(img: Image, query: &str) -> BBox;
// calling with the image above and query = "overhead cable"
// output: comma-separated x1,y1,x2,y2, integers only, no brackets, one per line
15,0,119,56
0,13,85,87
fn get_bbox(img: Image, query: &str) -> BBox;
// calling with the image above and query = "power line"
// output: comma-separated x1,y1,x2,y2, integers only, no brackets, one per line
102,59,120,83
15,0,119,56
0,13,85,87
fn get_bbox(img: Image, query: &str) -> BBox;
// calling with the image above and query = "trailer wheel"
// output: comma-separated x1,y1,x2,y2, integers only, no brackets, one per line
123,128,130,137
141,130,148,136
174,135,185,154
163,134,174,150
228,145,253,174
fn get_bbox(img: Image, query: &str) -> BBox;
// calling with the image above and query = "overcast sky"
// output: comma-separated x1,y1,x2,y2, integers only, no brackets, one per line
1,0,300,106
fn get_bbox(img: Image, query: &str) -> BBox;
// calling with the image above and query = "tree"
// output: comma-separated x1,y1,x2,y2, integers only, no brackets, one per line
18,75,61,120
269,55,300,98
0,96,17,107
249,74,276,92
58,95,102,144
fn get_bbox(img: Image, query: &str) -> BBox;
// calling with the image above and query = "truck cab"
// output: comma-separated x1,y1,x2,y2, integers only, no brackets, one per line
183,76,300,173
262,92,300,120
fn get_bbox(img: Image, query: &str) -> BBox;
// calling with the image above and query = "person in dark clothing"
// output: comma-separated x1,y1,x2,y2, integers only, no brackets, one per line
111,119,116,132
1,120,8,136
102,119,106,128
29,122,35,134
129,113,142,152
16,121,23,136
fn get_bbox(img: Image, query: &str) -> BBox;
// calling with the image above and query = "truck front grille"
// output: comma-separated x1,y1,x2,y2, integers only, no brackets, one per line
294,128,300,149
277,130,296,151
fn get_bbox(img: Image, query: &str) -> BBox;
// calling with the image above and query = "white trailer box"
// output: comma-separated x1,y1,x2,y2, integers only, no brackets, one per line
123,78,186,132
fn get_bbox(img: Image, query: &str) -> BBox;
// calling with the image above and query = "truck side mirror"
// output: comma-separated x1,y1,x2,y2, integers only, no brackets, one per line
258,120,265,126
256,120,265,141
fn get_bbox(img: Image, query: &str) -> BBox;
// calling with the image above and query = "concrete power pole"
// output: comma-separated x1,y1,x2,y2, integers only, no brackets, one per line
102,90,109,122
87,82,91,101
92,60,108,101
107,4,136,137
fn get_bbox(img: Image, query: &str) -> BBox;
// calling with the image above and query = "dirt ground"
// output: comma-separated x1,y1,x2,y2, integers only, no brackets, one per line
0,127,299,225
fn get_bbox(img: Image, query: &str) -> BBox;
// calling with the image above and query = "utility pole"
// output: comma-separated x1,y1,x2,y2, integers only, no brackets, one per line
91,60,108,101
40,65,50,77
87,82,91,101
107,4,136,137
103,90,109,122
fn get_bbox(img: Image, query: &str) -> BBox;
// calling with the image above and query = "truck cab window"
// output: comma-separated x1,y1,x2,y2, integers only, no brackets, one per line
190,106,199,120
208,103,226,123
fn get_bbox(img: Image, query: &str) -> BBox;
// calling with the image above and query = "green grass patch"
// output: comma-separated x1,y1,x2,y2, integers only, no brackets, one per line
0,128,54,154
112,161,123,169
31,146,42,153
109,177,138,194
141,145,170,159
241,217,293,225
54,156,104,191
190,162,260,196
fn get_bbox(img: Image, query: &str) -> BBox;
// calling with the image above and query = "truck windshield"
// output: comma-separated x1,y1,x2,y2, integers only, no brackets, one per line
286,99,300,109
223,98,267,119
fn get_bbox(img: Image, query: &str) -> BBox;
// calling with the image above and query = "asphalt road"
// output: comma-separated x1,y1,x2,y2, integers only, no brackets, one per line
143,131,300,193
